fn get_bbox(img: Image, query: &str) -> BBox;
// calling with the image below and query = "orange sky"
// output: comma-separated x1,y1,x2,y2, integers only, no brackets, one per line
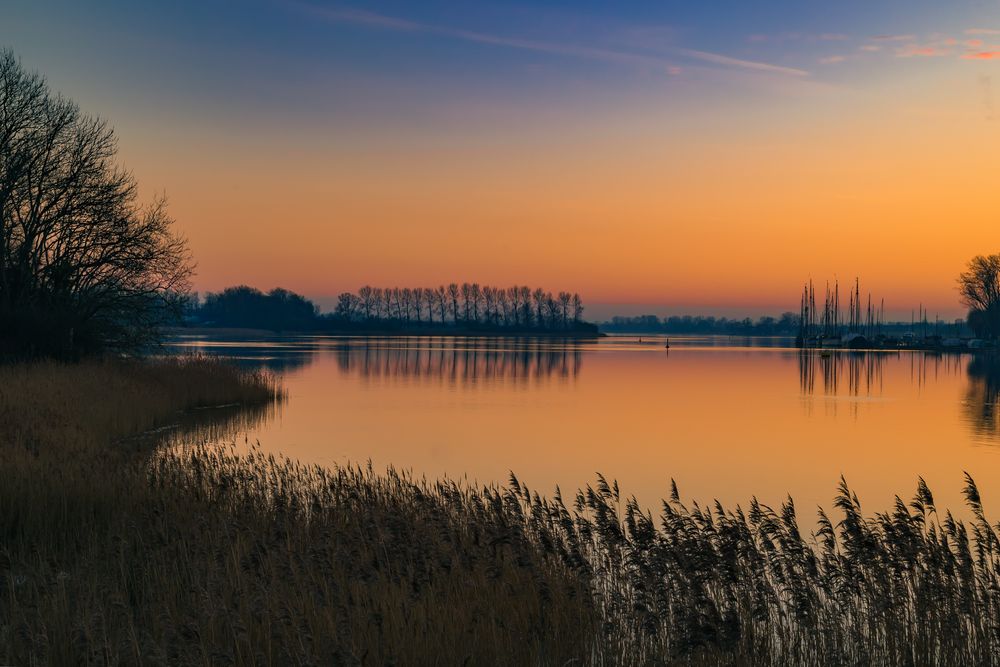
9,1,999,318
120,64,998,318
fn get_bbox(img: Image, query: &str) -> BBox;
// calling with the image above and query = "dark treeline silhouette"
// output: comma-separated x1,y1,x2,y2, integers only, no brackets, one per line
333,283,593,333
197,286,318,331
0,51,191,358
600,312,801,335
602,312,971,338
189,284,598,335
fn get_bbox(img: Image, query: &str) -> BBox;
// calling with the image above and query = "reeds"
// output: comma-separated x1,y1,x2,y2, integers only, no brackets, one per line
4,359,1000,664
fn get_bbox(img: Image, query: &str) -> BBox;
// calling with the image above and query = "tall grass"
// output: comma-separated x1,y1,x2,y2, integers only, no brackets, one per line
4,358,1000,664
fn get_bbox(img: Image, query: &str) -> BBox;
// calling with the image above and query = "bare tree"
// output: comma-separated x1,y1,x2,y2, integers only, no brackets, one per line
533,288,545,328
470,283,482,323
497,288,509,325
0,50,192,355
572,293,584,324
436,285,448,323
558,292,572,328
959,254,1000,338
519,286,533,326
335,292,360,320
544,293,559,328
358,285,374,320
390,288,402,319
507,286,520,326
412,287,424,324
447,283,460,323
422,287,435,323
401,288,413,322
461,283,471,323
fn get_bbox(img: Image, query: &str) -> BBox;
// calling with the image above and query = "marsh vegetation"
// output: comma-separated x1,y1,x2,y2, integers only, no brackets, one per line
5,357,1000,665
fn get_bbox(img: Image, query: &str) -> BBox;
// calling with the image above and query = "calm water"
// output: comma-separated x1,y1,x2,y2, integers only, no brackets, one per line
166,334,1000,519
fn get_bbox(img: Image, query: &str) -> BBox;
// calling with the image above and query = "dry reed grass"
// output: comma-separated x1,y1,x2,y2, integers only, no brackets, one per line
3,358,1000,665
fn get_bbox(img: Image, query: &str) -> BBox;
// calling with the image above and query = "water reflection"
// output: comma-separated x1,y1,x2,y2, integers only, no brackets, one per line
798,351,888,397
965,355,1000,440
160,335,1000,523
332,339,583,386
166,335,1000,456
165,336,316,374
798,351,969,397
149,400,282,448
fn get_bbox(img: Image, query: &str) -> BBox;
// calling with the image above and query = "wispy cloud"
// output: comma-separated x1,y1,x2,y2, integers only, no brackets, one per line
674,48,807,76
747,32,848,44
296,4,809,77
819,55,847,64
859,45,881,52
966,28,1000,36
963,51,1000,60
872,34,917,42
896,45,950,57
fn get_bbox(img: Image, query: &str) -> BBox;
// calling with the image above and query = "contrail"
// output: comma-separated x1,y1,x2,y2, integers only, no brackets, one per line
293,3,810,77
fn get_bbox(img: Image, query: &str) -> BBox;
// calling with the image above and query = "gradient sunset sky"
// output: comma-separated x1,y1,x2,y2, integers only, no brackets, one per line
5,0,999,318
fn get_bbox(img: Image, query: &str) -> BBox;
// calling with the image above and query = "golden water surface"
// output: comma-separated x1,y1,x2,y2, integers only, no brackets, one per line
170,335,1000,520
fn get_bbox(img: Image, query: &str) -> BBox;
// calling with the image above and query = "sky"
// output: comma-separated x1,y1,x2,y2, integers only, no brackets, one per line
3,0,999,318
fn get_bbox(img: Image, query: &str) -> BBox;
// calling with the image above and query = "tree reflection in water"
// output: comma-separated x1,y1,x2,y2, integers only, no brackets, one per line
333,338,583,386
965,355,1000,440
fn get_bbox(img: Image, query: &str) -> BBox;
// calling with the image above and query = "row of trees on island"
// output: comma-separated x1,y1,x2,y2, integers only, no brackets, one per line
189,284,596,334
333,284,586,331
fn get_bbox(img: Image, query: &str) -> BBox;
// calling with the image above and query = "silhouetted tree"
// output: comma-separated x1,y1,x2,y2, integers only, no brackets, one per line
558,292,571,328
572,293,584,323
533,288,545,326
460,283,471,322
498,288,510,325
358,285,374,320
959,254,1000,338
422,287,435,323
447,283,460,323
0,50,192,356
335,292,361,321
435,285,448,323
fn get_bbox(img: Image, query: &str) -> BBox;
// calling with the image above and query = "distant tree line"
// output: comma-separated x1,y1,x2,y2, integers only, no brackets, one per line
601,313,971,338
189,284,597,334
600,313,801,335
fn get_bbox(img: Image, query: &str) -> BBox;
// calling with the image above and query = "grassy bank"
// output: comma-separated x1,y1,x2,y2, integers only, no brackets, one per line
0,359,596,665
4,360,1000,664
